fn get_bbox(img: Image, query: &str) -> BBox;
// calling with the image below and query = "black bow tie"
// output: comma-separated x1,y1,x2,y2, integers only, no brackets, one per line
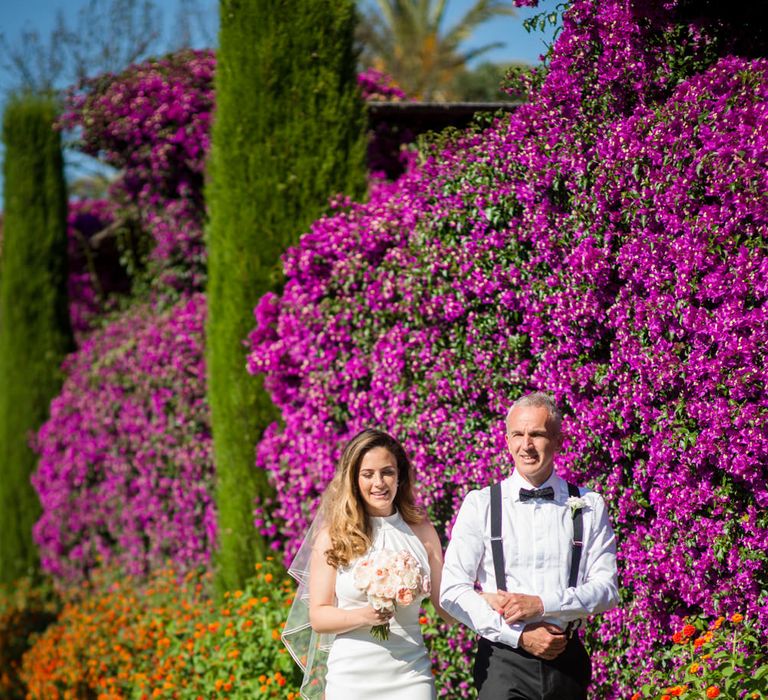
519,486,555,501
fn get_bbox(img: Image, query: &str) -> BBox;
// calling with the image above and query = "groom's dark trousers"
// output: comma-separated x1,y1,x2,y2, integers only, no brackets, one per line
473,635,591,700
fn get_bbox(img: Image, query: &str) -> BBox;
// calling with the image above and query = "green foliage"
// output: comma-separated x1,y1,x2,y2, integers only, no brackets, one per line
0,93,72,585
420,600,478,698
206,0,368,593
0,578,59,699
450,61,530,102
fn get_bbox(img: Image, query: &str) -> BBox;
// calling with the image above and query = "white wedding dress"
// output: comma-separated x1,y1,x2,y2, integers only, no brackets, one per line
325,511,436,699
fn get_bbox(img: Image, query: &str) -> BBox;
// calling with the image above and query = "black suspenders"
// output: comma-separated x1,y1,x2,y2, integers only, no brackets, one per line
489,481,584,593
490,482,507,591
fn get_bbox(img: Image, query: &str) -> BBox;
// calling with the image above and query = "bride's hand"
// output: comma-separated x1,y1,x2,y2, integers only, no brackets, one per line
357,604,394,627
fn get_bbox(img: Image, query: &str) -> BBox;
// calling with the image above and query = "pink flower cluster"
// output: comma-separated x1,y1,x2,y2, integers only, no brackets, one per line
354,548,429,610
248,1,767,695
353,547,429,639
32,294,214,583
357,68,407,102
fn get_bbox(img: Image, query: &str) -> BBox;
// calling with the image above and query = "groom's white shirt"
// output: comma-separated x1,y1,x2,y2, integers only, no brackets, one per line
440,470,619,648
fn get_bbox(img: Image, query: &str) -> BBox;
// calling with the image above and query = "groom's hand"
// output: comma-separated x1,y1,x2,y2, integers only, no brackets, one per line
499,593,544,623
519,622,567,660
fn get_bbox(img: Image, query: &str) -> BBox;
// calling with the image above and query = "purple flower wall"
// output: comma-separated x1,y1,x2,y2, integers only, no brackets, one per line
247,1,768,695
33,294,213,582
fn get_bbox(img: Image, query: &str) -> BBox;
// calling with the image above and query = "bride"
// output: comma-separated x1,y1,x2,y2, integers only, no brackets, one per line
284,428,453,699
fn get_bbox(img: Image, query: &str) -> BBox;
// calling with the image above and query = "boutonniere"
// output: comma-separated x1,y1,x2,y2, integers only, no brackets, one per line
566,495,587,519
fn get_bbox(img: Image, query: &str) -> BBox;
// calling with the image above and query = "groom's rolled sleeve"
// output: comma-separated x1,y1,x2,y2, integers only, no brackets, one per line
538,493,619,619
440,490,524,648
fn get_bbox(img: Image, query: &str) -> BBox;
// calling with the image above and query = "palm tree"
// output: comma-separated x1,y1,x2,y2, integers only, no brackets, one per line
358,0,516,101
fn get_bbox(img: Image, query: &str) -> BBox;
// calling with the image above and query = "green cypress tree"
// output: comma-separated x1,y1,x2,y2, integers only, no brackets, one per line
206,0,367,592
0,94,72,584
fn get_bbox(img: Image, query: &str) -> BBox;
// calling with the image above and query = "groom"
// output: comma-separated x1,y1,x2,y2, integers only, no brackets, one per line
440,391,619,699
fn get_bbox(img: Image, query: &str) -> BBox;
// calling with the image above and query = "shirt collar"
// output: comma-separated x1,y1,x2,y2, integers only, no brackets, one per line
505,469,565,502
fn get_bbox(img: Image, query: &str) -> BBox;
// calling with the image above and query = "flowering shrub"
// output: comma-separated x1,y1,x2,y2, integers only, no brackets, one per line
357,68,407,101
59,54,416,295
66,198,130,338
32,294,213,583
631,614,767,700
419,603,477,698
20,559,301,698
247,0,768,696
60,50,214,292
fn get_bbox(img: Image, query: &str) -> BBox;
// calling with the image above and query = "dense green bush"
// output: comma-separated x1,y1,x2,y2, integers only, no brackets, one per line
0,94,72,584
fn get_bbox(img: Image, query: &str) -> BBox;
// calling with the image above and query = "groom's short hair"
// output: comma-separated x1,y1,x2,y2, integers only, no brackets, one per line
506,391,562,434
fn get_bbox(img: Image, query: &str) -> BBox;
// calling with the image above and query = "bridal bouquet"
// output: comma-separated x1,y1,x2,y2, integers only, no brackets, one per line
353,548,430,640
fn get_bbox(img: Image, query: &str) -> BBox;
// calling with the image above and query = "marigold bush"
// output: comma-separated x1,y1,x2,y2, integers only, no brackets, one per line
20,558,301,699
246,0,768,696
632,614,767,700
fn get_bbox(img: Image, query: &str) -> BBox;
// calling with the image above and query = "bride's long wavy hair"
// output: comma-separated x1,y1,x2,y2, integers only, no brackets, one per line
322,428,423,569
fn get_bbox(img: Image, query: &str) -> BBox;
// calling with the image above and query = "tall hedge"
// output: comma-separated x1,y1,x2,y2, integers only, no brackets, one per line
0,94,72,584
206,0,367,591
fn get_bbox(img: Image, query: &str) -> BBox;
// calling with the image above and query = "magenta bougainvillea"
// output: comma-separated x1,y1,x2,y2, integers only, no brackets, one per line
32,294,213,582
66,199,113,337
357,68,407,101
60,50,214,292
247,0,767,696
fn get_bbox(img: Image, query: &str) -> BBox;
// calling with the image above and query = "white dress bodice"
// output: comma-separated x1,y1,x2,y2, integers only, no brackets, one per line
325,511,436,700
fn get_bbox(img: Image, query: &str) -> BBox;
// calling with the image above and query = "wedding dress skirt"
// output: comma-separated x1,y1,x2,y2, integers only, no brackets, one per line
325,511,436,700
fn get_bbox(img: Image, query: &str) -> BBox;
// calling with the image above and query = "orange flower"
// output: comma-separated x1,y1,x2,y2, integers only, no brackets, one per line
661,694,671,700
689,663,700,673
706,688,721,699
682,624,696,637
711,616,725,629
631,693,641,700
730,613,744,624
419,616,428,624
672,631,685,644
264,573,273,583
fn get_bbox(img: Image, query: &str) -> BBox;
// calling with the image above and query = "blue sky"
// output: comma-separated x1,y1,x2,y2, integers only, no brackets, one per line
0,0,559,206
